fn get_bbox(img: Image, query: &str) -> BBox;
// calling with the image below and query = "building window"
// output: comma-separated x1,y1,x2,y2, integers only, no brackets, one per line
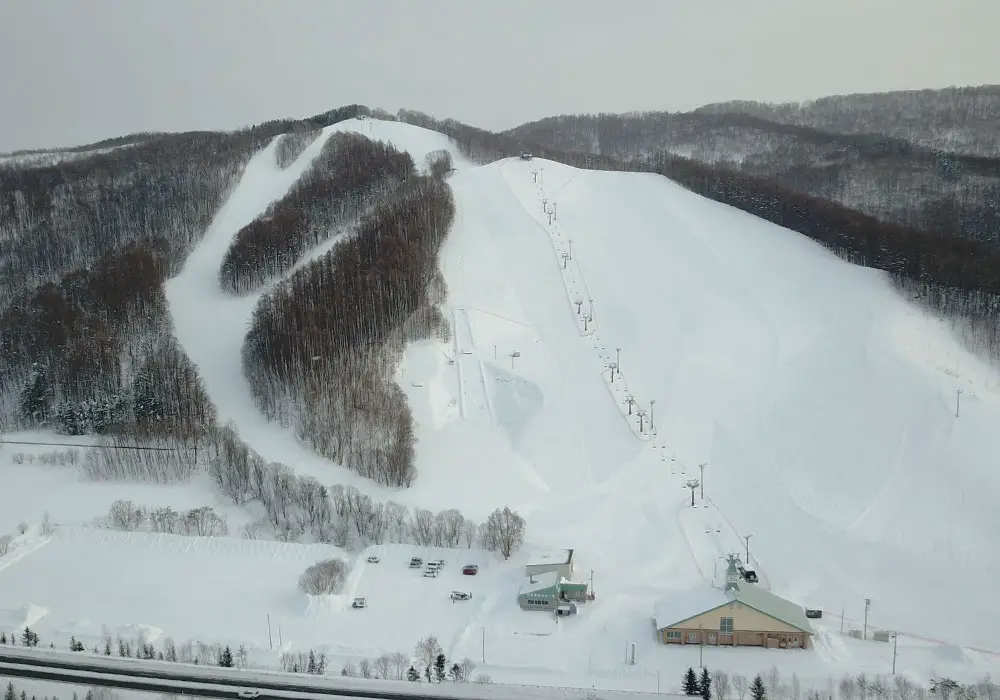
667,631,681,639
720,617,733,635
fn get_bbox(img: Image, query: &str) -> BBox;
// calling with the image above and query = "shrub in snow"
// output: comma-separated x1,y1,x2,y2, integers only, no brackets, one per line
298,558,348,595
0,535,11,556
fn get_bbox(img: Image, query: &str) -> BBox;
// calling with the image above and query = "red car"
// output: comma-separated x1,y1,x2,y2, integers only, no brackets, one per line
462,565,478,575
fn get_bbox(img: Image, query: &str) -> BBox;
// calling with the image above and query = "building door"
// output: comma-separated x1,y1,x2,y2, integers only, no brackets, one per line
707,633,717,645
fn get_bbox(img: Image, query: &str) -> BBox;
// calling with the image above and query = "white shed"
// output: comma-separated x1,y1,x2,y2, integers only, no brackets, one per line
525,549,574,580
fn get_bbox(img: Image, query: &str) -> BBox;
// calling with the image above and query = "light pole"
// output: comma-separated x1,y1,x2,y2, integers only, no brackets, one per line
616,347,621,371
956,389,963,418
699,463,707,500
510,351,521,370
649,400,655,433
743,534,753,563
892,631,898,674
864,597,871,641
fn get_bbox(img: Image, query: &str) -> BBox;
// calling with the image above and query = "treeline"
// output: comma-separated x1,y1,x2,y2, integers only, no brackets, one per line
0,239,216,443
219,132,414,294
242,174,454,487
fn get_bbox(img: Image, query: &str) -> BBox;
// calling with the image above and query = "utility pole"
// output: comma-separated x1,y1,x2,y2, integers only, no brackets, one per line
482,628,486,663
743,534,753,563
568,239,573,258
650,400,655,434
699,624,704,668
267,614,273,650
864,597,871,641
956,389,963,417
616,347,621,371
892,631,898,674
699,463,707,500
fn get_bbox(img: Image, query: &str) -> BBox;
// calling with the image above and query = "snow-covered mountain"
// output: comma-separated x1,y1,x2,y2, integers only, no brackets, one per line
4,117,1000,692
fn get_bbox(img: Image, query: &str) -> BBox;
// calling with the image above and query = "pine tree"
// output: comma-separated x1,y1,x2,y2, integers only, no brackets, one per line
684,668,700,696
21,627,38,647
751,675,767,700
434,653,446,682
5,682,15,700
19,363,53,425
700,668,712,700
307,650,317,674
448,663,463,682
316,652,327,675
0,632,6,644
20,690,27,700
218,646,233,668
103,639,111,655
407,666,420,682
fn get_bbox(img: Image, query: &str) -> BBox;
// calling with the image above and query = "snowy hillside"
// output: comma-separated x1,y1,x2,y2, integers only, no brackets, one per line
4,117,1000,693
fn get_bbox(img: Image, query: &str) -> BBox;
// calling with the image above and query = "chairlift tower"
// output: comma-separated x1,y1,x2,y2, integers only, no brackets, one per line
684,479,700,507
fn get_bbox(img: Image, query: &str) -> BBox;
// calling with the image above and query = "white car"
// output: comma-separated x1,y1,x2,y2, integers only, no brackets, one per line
238,691,260,699
367,554,380,563
423,569,439,578
450,591,471,601
352,597,367,608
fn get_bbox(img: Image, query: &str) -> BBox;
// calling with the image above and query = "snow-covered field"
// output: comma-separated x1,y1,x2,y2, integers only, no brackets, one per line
5,117,1000,694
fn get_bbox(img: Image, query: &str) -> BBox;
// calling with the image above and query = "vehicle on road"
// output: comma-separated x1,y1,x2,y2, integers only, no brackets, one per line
409,557,423,568
238,691,260,699
367,554,380,563
352,597,367,608
423,569,439,578
462,564,478,575
450,591,471,601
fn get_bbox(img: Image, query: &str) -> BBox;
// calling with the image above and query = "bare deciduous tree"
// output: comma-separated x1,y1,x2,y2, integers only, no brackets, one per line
298,559,348,595
481,507,526,559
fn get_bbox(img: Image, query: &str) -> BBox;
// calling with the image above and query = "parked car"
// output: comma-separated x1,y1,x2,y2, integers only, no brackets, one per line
352,597,367,609
427,560,443,570
423,569,439,578
462,564,478,575
238,691,259,699
409,557,423,568
367,554,380,563
450,591,471,601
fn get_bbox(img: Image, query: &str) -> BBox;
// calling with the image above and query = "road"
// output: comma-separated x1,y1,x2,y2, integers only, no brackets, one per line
0,648,675,700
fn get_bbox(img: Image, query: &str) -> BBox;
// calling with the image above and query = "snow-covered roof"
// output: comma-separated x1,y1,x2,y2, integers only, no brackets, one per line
519,571,562,595
527,549,573,567
653,583,814,633
654,587,730,630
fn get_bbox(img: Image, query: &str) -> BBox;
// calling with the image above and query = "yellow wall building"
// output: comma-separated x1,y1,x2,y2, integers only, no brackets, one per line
653,560,813,650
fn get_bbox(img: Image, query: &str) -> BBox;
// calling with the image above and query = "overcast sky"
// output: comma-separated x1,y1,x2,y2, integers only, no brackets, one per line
1,0,998,152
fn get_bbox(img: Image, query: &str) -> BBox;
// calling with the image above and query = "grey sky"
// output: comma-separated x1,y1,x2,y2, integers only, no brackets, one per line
1,0,997,153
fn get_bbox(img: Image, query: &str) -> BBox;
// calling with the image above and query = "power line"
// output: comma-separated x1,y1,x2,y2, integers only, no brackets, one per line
0,439,176,452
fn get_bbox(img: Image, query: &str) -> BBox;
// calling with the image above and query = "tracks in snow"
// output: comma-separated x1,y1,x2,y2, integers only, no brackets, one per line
452,306,496,424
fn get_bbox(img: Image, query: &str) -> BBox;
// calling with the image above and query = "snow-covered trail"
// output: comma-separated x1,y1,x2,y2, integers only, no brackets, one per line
164,126,369,487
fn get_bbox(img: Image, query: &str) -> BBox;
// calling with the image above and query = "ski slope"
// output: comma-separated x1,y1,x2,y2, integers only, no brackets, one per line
6,117,1000,691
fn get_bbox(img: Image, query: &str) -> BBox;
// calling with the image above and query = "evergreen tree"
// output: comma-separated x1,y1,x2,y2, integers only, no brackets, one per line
20,627,38,647
751,675,767,700
407,666,420,682
0,632,6,644
684,668,700,696
316,652,327,675
5,682,15,700
19,363,53,425
307,650,317,674
20,690,27,700
448,662,463,682
700,668,712,700
218,645,233,668
103,639,111,655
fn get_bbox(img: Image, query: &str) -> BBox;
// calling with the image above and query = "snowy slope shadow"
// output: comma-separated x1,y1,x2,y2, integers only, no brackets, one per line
485,362,544,448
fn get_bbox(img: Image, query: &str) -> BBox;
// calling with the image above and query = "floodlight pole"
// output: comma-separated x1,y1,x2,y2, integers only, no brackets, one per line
699,463,707,500
743,534,753,563
864,597,871,641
